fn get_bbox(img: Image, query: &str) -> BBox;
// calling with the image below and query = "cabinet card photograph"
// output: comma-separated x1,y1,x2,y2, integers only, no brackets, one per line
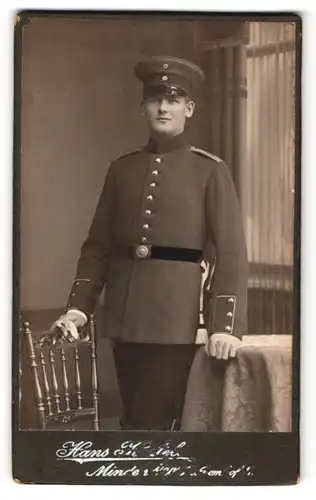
13,11,301,486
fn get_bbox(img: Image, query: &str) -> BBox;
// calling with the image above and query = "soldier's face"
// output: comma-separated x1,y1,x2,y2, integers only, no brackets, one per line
142,95,195,138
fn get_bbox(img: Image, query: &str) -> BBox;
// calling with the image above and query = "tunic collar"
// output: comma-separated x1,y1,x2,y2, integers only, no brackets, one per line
145,131,189,154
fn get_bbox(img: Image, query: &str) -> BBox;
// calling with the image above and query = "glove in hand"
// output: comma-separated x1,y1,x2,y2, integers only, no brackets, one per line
45,310,88,345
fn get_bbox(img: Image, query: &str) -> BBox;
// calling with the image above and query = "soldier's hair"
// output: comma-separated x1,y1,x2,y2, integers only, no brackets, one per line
185,95,195,104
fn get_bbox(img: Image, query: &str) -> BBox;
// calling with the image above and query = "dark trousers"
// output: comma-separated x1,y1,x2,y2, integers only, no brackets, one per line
113,342,197,431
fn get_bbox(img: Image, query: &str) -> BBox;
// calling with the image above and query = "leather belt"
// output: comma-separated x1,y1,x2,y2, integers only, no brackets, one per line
117,245,203,263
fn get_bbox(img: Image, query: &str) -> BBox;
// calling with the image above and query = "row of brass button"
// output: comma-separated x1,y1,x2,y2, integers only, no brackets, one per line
141,157,162,244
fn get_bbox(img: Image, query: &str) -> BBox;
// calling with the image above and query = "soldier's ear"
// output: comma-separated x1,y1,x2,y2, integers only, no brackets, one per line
185,99,195,118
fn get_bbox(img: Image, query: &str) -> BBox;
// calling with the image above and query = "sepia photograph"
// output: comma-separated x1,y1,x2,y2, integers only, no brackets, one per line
13,11,300,485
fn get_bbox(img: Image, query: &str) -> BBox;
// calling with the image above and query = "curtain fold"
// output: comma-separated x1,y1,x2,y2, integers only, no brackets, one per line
201,44,247,193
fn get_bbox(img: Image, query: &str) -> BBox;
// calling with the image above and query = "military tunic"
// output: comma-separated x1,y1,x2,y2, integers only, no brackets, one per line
66,132,248,344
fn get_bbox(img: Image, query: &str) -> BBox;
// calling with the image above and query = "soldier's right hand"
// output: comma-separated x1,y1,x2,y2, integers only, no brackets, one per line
50,309,87,342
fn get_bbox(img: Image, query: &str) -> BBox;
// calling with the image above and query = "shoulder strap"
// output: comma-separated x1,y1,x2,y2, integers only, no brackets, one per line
190,146,222,163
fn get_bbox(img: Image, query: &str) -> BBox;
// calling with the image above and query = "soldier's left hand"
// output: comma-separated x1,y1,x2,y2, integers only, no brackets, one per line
204,333,242,360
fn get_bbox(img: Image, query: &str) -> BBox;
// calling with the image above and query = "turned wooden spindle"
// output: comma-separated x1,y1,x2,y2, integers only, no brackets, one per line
39,352,53,416
89,314,99,431
74,347,83,410
23,321,46,429
60,348,71,411
49,349,61,413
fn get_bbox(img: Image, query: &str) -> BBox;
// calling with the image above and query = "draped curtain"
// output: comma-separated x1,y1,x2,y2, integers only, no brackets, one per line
244,23,295,273
244,23,296,334
197,21,296,334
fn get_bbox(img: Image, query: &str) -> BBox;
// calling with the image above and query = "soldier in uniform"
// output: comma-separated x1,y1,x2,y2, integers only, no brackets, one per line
52,56,248,431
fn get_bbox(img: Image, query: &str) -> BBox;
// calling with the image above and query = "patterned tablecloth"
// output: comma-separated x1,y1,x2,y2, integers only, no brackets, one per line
181,335,293,432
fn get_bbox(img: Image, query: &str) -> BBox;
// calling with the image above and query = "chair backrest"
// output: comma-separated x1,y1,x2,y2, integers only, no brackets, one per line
21,314,99,430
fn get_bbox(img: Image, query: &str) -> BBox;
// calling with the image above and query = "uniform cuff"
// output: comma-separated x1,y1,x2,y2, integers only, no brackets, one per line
66,278,92,313
205,294,238,336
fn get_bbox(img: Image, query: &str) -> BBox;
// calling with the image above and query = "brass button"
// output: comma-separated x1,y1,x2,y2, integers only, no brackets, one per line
147,195,154,201
163,63,168,69
141,237,148,243
162,75,168,81
143,224,149,229
149,182,156,188
226,312,233,317
71,293,75,297
152,170,159,176
154,158,162,163
228,298,235,303
225,326,232,332
145,209,152,215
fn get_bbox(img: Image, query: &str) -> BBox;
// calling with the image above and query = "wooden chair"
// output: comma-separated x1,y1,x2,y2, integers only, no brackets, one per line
21,314,99,430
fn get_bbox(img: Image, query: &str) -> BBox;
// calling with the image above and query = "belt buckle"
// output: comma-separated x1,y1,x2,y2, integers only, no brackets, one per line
134,244,151,259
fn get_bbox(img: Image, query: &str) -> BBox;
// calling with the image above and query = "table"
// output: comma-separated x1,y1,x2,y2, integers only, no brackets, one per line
181,335,293,432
